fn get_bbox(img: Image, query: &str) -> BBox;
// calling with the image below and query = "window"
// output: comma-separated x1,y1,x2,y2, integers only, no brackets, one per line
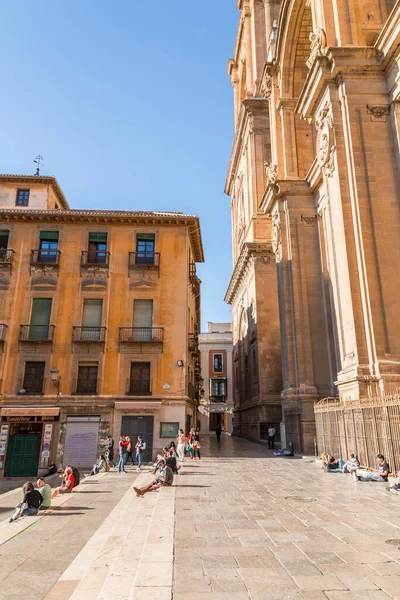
0,231,10,261
0,231,9,250
76,364,98,394
213,353,223,373
133,299,153,341
38,231,59,263
22,361,45,394
129,362,150,394
136,233,155,265
251,345,258,380
82,299,103,340
30,298,52,340
16,189,30,206
88,233,107,265
210,378,227,401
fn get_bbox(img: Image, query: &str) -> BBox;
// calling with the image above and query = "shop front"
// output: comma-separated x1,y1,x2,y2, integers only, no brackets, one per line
0,407,59,477
114,400,189,461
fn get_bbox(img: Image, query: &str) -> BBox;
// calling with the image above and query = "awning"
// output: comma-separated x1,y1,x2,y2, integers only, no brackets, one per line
1,407,60,417
114,401,162,410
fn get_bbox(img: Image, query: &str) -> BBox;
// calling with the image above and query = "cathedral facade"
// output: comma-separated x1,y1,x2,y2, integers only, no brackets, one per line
225,0,400,454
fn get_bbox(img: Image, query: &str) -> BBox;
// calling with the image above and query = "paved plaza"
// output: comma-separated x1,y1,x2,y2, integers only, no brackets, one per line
1,437,400,599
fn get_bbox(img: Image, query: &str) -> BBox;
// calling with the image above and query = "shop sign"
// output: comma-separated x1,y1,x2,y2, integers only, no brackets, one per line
1,408,59,417
1,415,36,423
40,423,52,468
0,424,7,468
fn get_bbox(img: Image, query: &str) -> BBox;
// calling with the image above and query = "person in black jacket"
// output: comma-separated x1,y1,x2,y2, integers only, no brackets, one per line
106,435,115,467
9,482,43,523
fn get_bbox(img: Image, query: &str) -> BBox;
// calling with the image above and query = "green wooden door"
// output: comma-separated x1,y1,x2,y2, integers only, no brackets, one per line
4,434,42,477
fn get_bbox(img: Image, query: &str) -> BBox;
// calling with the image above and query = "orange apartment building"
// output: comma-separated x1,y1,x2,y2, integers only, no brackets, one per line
0,174,203,477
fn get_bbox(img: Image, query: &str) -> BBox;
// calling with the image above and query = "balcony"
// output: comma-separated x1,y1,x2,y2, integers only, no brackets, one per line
30,249,61,266
188,333,199,355
72,327,107,343
126,378,152,396
18,378,46,395
119,327,164,344
129,252,160,272
188,382,196,401
81,251,110,268
73,379,98,395
211,395,226,404
189,262,197,283
0,249,14,267
19,325,55,343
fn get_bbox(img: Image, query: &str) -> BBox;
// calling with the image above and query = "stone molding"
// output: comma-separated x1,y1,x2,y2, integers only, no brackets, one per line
315,101,336,178
225,242,274,305
306,28,327,69
367,105,390,121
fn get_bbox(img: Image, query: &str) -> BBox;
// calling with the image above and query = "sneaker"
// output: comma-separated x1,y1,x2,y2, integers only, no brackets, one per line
136,467,140,472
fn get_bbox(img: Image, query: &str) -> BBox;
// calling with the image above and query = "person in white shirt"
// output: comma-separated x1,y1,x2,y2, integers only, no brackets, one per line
268,425,276,450
177,429,185,462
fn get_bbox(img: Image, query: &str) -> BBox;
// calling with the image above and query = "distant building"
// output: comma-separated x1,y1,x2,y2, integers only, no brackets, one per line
198,322,233,433
0,174,204,477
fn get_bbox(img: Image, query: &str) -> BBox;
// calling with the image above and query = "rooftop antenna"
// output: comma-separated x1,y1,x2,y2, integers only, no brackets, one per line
34,154,43,175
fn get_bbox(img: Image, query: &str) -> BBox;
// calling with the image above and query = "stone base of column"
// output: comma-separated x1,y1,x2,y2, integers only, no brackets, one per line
282,394,318,455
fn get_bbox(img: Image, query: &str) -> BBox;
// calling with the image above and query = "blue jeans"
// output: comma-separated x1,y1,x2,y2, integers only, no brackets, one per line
118,455,126,472
359,473,386,482
136,452,142,468
21,506,39,517
327,459,345,473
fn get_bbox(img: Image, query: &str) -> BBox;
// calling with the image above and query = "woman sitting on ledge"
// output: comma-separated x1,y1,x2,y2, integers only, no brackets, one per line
51,466,75,499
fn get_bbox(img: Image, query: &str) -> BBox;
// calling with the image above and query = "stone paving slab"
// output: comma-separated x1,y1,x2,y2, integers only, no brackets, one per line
0,470,139,600
2,436,400,599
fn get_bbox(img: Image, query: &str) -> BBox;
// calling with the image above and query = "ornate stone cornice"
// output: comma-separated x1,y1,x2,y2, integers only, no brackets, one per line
0,209,205,263
225,241,273,305
375,0,400,69
296,47,384,120
225,98,269,195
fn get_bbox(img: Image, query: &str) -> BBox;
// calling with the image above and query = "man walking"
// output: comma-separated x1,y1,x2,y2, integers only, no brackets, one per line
106,435,115,468
135,436,146,471
118,436,128,473
268,424,276,450
216,423,222,442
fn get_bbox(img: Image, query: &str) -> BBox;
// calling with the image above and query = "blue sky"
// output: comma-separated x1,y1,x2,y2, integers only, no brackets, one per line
0,1,239,331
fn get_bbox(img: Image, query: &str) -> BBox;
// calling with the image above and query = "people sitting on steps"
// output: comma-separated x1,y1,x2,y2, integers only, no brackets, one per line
133,459,174,497
8,482,43,523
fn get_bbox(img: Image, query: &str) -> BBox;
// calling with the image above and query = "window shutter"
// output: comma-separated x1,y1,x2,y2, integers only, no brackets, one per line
40,231,59,241
133,300,153,328
82,300,103,327
89,233,107,243
30,299,52,325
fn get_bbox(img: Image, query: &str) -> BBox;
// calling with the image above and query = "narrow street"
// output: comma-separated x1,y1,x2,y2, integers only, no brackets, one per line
1,436,400,599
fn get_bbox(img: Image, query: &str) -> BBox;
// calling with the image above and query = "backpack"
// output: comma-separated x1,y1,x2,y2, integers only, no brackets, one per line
72,467,80,487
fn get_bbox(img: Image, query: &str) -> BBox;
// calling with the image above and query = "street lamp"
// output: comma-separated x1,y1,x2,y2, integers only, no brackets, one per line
49,367,61,397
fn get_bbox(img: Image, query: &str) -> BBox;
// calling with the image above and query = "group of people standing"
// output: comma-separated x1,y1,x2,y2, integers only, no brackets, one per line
105,435,146,473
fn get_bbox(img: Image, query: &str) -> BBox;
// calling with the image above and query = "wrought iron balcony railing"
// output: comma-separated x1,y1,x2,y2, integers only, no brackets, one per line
119,327,164,343
81,250,110,267
189,262,197,282
30,249,61,265
211,395,226,404
0,249,14,265
129,252,160,268
188,382,196,401
19,325,55,342
18,377,46,395
126,378,152,396
0,324,7,342
73,378,98,395
72,327,107,342
188,333,199,354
